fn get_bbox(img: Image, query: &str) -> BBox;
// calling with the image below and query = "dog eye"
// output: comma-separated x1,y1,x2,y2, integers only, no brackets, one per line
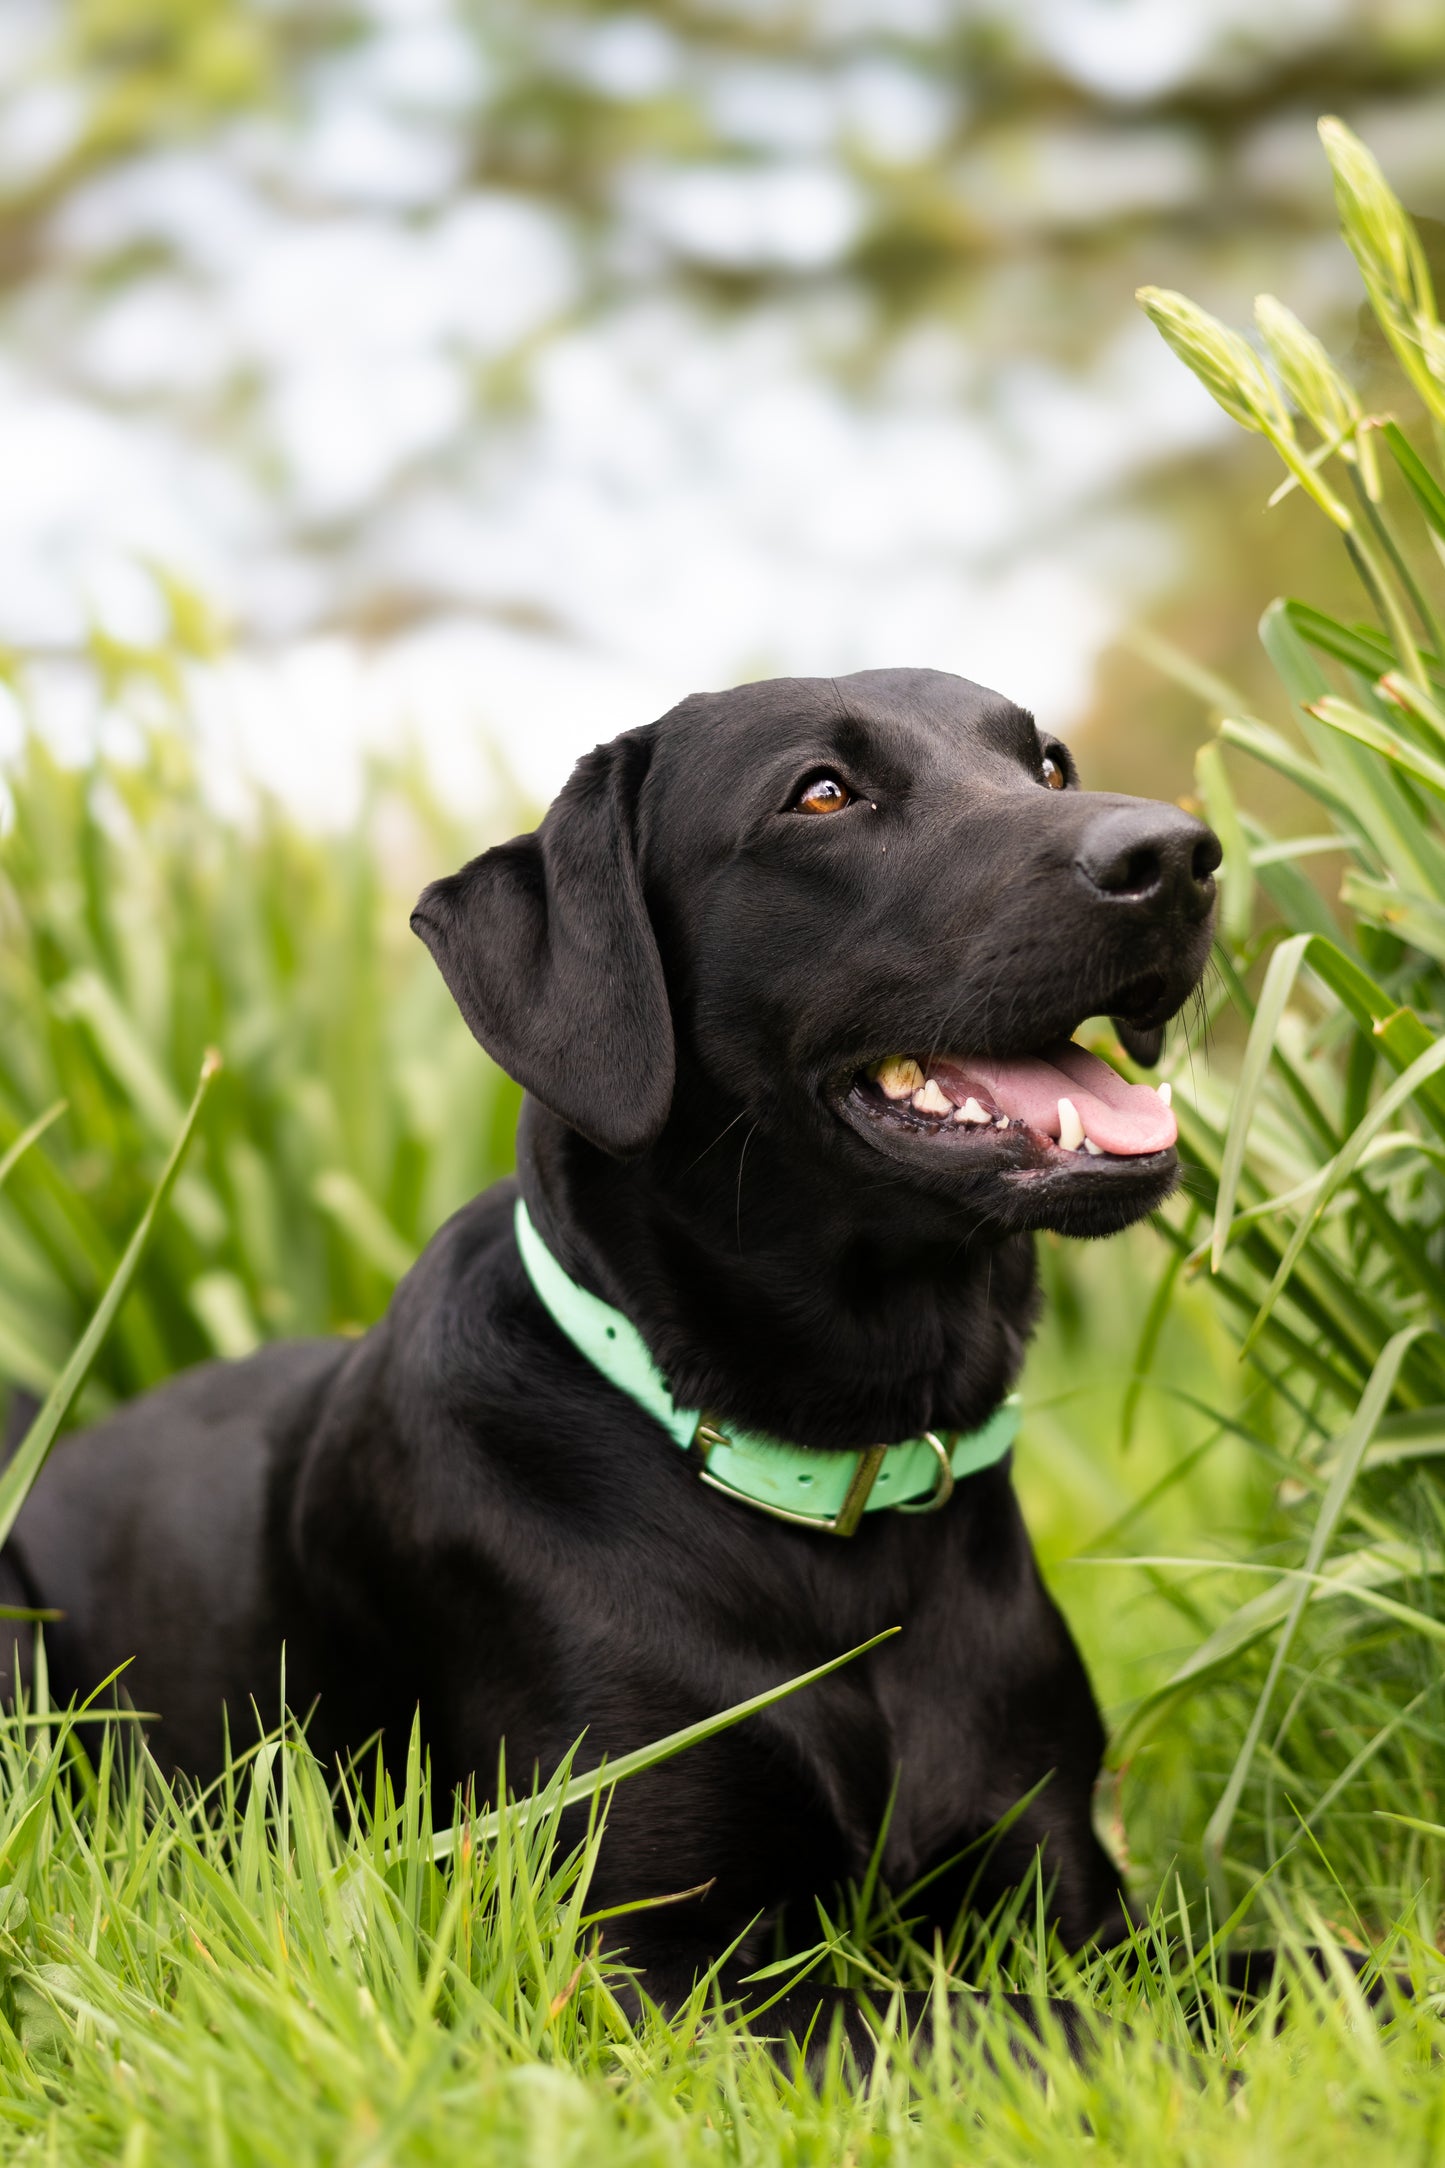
1041,756,1066,790
793,774,852,816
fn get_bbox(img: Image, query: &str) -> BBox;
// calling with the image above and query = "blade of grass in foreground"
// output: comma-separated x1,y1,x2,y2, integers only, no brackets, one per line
430,1627,900,1861
0,1053,220,1549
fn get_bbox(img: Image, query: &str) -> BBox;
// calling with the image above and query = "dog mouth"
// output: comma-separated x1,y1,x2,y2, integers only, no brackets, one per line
832,1037,1176,1177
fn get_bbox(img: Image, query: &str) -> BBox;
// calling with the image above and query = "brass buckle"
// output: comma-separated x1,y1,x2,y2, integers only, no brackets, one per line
692,1415,887,1538
895,1431,956,1515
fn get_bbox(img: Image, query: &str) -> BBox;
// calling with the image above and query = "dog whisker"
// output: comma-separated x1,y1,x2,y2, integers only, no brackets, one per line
682,1106,750,1176
734,1119,759,1254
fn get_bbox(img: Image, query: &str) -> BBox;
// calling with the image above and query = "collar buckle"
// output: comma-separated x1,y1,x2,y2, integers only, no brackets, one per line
896,1430,956,1515
693,1416,890,1537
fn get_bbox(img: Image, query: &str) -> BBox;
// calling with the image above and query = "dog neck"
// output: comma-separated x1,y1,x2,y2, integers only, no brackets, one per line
517,1099,1039,1453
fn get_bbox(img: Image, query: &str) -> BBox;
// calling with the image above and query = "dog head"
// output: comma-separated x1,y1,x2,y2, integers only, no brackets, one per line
413,668,1217,1243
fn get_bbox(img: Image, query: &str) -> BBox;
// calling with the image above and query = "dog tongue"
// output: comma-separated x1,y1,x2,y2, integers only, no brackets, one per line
932,1042,1176,1156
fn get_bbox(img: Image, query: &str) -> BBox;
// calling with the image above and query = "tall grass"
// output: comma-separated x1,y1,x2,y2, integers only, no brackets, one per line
1128,117,1445,1914
0,680,521,1417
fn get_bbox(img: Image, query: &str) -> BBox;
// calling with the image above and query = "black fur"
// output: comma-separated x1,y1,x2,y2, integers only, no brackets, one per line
1,667,1221,2057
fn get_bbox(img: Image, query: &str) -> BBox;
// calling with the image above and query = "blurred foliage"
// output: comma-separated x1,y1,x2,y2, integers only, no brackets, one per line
0,0,1443,793
66,0,280,162
0,653,522,1415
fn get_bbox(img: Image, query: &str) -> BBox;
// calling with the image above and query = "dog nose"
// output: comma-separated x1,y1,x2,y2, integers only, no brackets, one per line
1075,803,1221,915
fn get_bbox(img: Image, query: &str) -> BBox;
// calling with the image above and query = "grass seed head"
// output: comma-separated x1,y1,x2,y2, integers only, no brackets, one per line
1253,295,1359,444
1135,286,1290,438
1319,115,1437,326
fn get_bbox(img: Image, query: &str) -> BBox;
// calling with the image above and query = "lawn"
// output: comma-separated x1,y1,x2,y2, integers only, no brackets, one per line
0,117,1443,2163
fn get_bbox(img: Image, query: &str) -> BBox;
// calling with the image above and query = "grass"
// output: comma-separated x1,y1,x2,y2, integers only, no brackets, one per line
1,112,1445,2164
0,1275,1440,2167
1135,116,1445,1928
0,1679,1437,2167
0,688,522,1410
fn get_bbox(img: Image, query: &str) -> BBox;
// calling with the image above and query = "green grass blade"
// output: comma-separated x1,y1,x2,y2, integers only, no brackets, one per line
1340,871,1445,966
1195,741,1254,949
1106,1537,1430,1758
1381,418,1445,540
1283,597,1439,686
1242,1038,1445,1354
1299,944,1445,1139
1375,1810,1445,1841
0,1053,220,1549
49,971,186,1143
1274,1564,1445,1646
1204,921,1445,1151
1363,1404,1445,1467
311,1170,418,1284
1218,713,1358,826
1378,667,1445,756
0,1102,66,1195
1262,599,1445,889
1307,693,1445,798
1201,1324,1427,1885
431,1627,900,1862
1120,1240,1187,1451
1210,933,1311,1272
1248,824,1345,939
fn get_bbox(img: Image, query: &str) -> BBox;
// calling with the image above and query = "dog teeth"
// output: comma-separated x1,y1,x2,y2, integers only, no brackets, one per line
1082,1138,1104,1156
912,1078,952,1116
875,1056,924,1101
1057,1097,1085,1152
954,1096,990,1125
1156,1080,1173,1108
994,1115,1009,1129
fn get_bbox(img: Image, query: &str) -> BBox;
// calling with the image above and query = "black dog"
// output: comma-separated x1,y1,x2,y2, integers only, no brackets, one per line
1,667,1219,2051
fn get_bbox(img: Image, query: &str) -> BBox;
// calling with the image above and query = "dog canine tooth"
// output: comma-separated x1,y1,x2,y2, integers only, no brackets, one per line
875,1056,924,1101
1156,1080,1173,1108
1057,1097,1085,1152
954,1096,989,1125
1082,1138,1104,1156
912,1078,952,1116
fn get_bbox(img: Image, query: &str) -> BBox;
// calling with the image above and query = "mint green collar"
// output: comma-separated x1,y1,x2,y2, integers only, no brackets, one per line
514,1199,1019,1538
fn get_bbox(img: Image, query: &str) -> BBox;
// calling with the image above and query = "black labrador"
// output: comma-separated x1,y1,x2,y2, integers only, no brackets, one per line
1,667,1221,2052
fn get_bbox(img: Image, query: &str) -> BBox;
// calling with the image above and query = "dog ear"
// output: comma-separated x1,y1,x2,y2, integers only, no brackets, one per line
411,730,674,1158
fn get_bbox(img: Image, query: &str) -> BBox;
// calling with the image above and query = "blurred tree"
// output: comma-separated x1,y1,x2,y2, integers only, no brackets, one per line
0,2,1441,800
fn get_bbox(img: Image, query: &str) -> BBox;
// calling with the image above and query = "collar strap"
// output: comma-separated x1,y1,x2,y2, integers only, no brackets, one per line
514,1199,1019,1538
